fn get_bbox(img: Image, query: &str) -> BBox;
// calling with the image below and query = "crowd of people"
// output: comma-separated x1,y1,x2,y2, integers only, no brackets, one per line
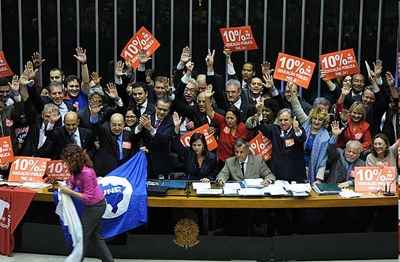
0,45,398,188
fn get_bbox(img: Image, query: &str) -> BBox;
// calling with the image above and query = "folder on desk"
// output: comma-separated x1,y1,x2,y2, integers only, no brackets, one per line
313,183,341,195
196,188,223,196
147,185,169,196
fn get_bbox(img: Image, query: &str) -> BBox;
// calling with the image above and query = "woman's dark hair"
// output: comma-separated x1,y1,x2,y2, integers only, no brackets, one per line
225,105,241,123
372,133,390,158
61,144,93,175
189,132,208,156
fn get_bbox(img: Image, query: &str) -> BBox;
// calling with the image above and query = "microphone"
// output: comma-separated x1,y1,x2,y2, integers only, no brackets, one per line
383,176,397,196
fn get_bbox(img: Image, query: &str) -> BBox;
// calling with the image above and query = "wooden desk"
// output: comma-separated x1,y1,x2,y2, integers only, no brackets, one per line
33,188,397,208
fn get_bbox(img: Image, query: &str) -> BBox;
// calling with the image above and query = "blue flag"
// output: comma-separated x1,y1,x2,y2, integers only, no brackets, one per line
99,151,148,238
54,151,148,242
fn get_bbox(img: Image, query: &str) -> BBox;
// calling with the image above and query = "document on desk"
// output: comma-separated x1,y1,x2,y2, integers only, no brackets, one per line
243,178,264,188
196,188,223,196
263,184,289,196
238,188,265,196
285,183,311,193
192,182,211,190
223,182,241,196
339,189,362,198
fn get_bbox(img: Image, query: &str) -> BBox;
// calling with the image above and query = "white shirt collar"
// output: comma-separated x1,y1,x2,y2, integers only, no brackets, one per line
233,97,242,109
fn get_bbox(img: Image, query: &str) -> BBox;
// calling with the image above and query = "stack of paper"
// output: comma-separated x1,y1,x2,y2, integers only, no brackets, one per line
192,182,211,190
263,184,289,196
339,189,362,198
243,178,264,188
223,182,241,196
284,183,311,197
238,188,265,196
196,188,223,196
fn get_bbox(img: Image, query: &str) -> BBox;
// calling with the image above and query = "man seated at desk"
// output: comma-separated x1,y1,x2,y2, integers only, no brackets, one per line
216,138,276,185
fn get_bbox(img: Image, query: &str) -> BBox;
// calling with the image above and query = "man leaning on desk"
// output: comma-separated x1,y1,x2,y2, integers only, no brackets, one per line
216,138,275,185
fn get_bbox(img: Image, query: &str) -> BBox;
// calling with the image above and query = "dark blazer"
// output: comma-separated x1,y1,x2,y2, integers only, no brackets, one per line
45,126,95,159
171,134,218,180
138,114,175,178
93,122,136,176
259,124,307,182
21,117,62,157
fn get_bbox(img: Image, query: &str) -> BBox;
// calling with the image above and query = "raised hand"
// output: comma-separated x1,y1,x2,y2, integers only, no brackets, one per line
8,75,20,93
385,71,395,87
330,121,344,137
223,48,232,58
373,59,383,78
172,111,182,128
292,116,300,130
90,72,102,86
74,47,87,64
180,46,191,64
263,73,274,89
105,83,119,99
138,49,151,64
341,81,352,96
261,61,273,76
204,85,214,98
31,52,45,69
205,49,215,68
139,115,152,130
185,61,194,73
115,61,126,77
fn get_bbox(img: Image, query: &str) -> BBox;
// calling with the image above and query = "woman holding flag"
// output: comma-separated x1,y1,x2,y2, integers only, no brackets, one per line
57,144,114,262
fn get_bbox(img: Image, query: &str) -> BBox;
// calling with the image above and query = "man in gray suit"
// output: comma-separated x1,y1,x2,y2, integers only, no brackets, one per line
216,139,275,185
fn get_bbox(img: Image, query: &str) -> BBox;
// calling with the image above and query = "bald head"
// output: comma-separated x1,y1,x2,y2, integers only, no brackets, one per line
64,112,79,134
110,113,125,135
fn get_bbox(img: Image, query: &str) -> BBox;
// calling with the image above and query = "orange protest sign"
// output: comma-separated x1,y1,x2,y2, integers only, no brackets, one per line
219,26,258,52
249,132,272,161
45,160,71,181
180,124,218,151
0,51,14,78
0,136,14,164
320,49,359,80
273,53,316,89
8,157,50,183
353,166,397,193
120,26,160,69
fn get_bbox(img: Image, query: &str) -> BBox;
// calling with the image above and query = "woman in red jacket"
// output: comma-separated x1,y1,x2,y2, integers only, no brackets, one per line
337,101,372,152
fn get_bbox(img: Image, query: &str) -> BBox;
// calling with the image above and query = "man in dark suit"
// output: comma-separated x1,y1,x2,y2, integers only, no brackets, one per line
45,111,94,159
223,79,256,121
21,103,62,157
93,113,136,176
131,82,156,117
135,97,175,178
216,138,275,185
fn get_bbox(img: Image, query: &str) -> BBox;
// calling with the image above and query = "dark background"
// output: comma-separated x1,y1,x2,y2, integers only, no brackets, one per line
2,0,398,102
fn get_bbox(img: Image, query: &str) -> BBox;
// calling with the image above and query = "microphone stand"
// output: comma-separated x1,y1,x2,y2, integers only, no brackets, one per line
383,177,397,196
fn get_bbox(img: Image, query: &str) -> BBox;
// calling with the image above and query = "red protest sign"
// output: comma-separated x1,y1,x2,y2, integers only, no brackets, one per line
353,166,397,193
180,124,218,151
219,26,258,52
45,160,71,181
273,53,316,89
0,136,13,164
8,157,50,183
120,26,160,69
249,132,272,161
320,49,359,80
0,51,14,78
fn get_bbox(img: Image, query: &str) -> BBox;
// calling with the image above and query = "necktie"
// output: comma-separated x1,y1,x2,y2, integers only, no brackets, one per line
70,133,77,144
240,162,245,176
155,119,161,128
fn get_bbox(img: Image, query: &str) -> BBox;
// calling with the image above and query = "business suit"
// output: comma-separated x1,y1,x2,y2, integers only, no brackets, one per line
138,114,175,178
93,122,136,176
217,154,275,183
45,126,95,159
259,124,307,182
21,117,62,157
